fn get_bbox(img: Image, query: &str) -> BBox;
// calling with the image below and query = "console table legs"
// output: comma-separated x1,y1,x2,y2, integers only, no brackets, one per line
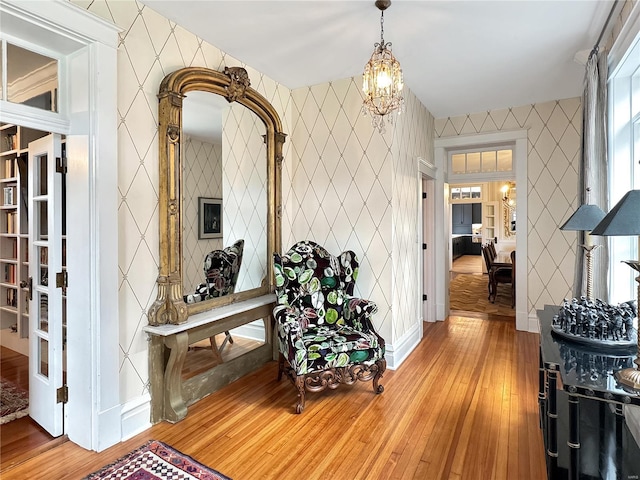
547,369,558,458
567,391,580,480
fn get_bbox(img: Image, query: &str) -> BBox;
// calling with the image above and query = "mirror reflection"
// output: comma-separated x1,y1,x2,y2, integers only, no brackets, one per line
182,91,268,303
502,182,516,236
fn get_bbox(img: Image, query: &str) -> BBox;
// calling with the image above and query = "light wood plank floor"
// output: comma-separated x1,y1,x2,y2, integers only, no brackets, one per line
1,315,545,480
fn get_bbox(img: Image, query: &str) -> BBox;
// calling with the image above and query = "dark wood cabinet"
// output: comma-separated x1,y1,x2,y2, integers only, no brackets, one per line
452,204,472,225
472,203,482,223
452,235,481,259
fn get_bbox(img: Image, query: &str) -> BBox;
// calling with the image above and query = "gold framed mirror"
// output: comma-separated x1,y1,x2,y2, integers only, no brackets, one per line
148,66,286,326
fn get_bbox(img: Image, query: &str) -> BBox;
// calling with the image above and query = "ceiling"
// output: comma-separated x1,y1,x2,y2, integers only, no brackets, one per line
141,0,615,119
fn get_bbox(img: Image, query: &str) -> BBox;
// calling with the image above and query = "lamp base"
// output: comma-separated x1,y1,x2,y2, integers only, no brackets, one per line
616,367,640,390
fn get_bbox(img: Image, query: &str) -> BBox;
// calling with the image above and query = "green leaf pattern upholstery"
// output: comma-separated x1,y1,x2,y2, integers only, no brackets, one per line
273,240,385,375
184,239,244,304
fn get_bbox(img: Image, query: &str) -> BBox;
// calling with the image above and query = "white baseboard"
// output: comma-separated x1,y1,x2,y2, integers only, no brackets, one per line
385,321,421,370
0,328,28,355
120,393,151,442
528,313,539,333
230,320,266,342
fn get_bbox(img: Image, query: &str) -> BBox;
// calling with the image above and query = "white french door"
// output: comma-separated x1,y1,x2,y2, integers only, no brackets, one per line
28,133,64,437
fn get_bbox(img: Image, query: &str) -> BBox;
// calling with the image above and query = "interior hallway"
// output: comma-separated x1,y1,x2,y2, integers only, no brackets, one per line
1,314,545,480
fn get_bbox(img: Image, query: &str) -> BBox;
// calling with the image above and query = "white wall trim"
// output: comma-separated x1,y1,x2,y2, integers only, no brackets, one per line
1,0,122,452
608,1,640,78
528,313,539,333
385,321,421,370
120,394,152,442
434,129,528,331
231,320,266,342
418,158,437,326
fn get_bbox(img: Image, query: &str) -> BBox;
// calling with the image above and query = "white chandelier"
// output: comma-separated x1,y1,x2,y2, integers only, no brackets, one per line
362,0,404,134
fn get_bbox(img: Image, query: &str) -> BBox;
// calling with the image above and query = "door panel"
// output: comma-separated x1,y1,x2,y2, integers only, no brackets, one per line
28,134,64,437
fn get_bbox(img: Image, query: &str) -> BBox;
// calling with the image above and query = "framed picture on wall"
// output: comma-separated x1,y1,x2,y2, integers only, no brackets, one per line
198,197,222,239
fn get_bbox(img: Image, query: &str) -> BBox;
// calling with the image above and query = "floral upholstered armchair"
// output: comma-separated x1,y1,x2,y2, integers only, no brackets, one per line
184,239,244,356
273,240,386,413
184,239,244,305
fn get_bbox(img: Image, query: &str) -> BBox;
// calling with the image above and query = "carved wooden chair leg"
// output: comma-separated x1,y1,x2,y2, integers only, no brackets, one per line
277,353,285,382
294,375,306,414
373,358,386,394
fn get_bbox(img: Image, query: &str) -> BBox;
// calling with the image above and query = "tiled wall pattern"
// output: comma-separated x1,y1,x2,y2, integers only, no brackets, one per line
182,137,222,294
435,98,583,317
74,0,292,403
287,77,433,344
222,104,267,293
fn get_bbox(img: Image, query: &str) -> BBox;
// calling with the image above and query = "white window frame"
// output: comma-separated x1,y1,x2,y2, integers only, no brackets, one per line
607,4,640,305
448,145,514,183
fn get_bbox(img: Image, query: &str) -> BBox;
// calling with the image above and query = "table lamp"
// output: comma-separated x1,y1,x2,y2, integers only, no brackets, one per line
591,189,640,389
560,203,606,299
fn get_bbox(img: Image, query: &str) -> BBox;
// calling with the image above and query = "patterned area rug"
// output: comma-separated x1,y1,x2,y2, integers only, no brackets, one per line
450,273,514,317
0,377,29,424
84,440,231,480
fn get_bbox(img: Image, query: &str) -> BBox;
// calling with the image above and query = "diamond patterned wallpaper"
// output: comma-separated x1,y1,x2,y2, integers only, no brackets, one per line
74,0,292,404
222,103,267,292
435,98,583,318
72,0,588,408
182,137,222,294
391,89,434,342
287,78,433,346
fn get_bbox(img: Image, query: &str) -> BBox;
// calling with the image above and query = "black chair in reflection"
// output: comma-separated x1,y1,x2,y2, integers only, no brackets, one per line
184,239,244,360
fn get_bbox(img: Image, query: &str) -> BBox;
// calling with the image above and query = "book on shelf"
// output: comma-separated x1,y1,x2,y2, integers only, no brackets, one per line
6,211,17,234
4,158,15,178
4,264,16,284
3,186,15,206
4,133,17,151
6,288,16,307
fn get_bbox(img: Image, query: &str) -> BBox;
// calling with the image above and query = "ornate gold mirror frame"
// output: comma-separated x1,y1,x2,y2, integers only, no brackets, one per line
148,66,286,326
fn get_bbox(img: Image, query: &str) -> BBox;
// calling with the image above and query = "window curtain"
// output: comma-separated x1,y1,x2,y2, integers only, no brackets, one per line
573,49,609,300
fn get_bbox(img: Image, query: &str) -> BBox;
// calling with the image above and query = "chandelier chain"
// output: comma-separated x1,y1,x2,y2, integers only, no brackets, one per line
380,11,385,45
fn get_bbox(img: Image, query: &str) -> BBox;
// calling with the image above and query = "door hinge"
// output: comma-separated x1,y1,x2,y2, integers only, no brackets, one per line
423,294,428,301
56,271,67,288
422,192,427,199
56,156,67,174
423,243,427,250
56,385,68,404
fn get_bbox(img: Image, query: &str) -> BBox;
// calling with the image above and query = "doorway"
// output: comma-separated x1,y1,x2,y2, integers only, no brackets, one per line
433,130,528,330
0,128,68,468
449,181,516,318
0,0,120,453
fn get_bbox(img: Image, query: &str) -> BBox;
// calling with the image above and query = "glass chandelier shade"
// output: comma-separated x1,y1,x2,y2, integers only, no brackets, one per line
362,1,404,133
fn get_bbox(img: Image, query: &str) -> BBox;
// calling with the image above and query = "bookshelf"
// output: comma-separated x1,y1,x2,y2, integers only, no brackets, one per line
484,201,498,243
0,122,48,353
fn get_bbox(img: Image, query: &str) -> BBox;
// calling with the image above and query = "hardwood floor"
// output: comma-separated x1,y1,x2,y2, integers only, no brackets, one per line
450,255,515,318
0,346,58,471
1,315,545,480
0,334,261,473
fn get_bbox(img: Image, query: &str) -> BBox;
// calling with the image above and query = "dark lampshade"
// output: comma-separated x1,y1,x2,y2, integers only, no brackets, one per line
559,204,606,231
591,190,640,236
